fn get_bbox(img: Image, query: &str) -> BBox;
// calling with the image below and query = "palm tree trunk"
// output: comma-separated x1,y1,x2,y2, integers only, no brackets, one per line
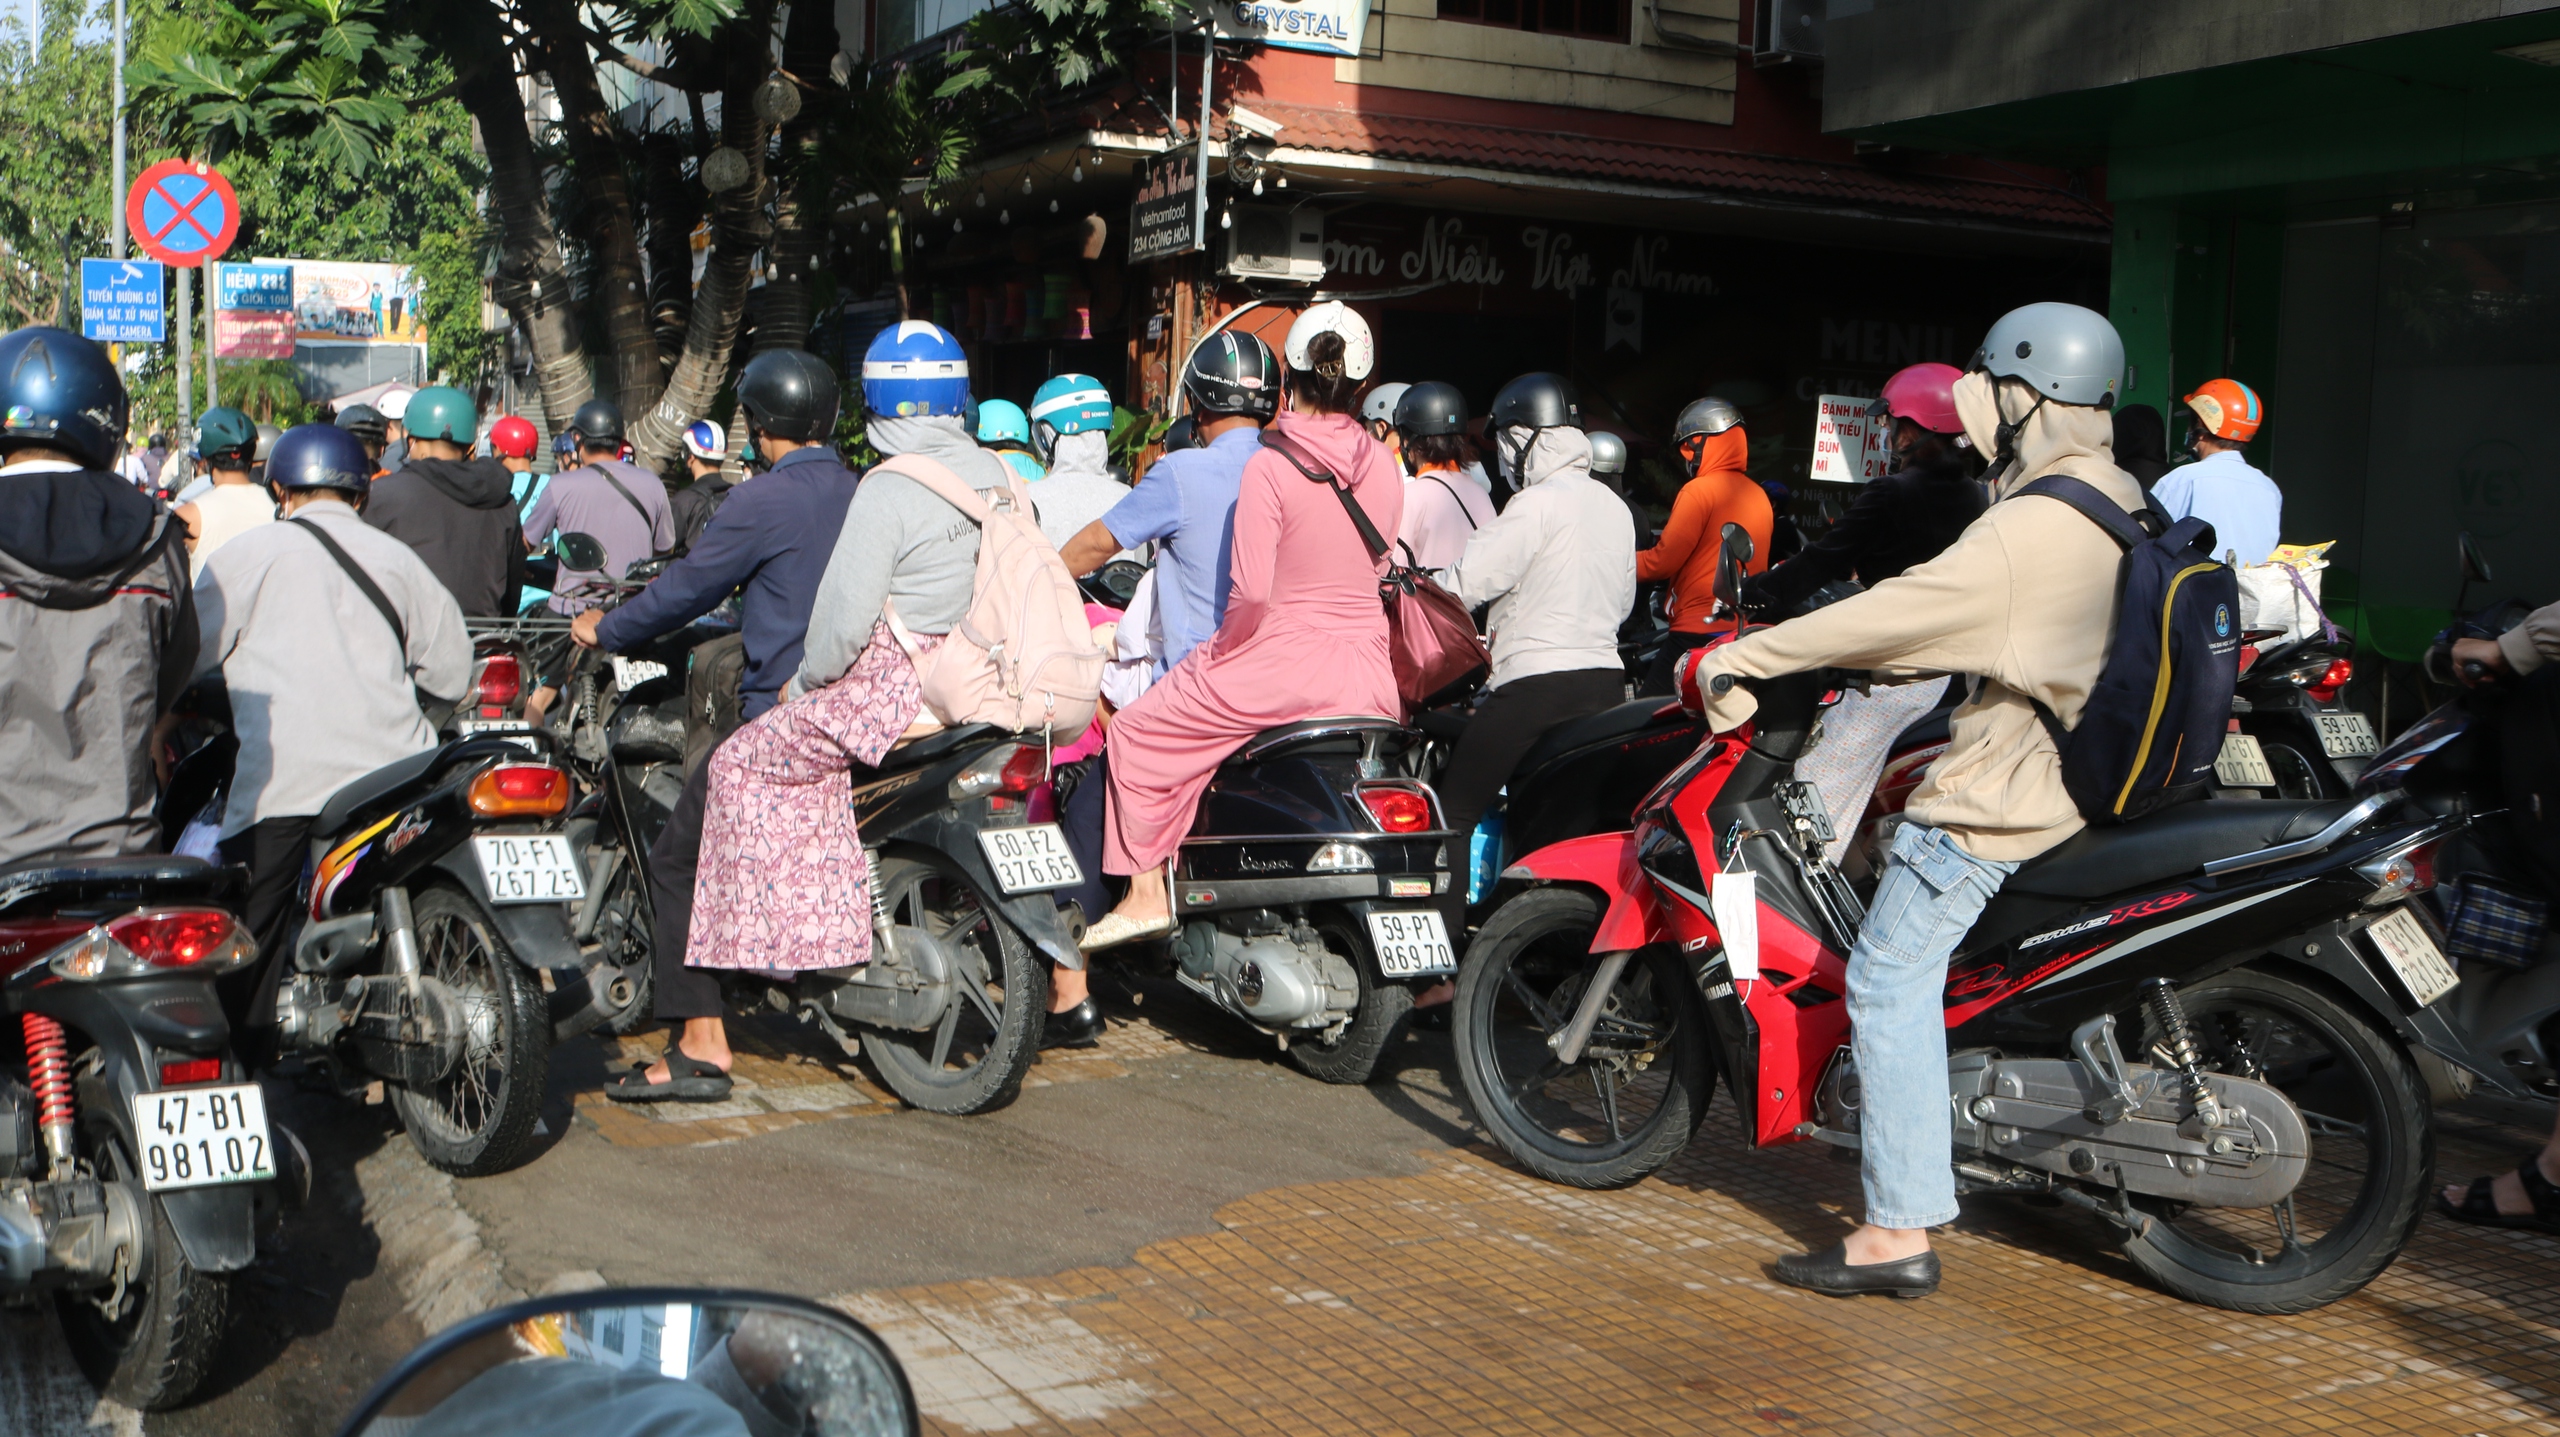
525,0,664,421
643,131,696,367
753,0,840,355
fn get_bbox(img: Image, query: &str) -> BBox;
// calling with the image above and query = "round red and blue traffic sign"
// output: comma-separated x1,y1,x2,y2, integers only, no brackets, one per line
126,158,240,269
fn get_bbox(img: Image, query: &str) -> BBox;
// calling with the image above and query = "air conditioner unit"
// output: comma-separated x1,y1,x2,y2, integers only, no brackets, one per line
1752,0,1822,66
1225,206,1326,283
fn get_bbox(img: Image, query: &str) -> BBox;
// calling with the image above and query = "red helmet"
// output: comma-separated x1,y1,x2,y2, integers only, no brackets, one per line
1868,362,1964,436
489,415,539,459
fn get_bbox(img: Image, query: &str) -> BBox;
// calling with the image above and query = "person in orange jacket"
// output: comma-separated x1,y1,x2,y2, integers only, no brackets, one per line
1635,396,1771,693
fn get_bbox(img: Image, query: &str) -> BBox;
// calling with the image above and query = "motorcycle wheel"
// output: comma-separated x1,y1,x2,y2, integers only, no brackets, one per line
55,1127,228,1410
390,885,553,1177
2262,739,2337,801
1452,888,1713,1189
1284,912,1414,1086
858,853,1045,1115
2118,967,2431,1314
591,851,655,1037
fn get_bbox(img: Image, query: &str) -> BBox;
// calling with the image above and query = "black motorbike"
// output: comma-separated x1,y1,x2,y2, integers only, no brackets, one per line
2214,627,2374,799
3,854,307,1408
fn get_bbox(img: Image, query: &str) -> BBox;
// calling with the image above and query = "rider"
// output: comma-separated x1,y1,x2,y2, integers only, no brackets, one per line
0,326,197,864
1635,396,1771,694
1361,381,1412,471
1392,381,1495,570
976,399,1046,485
585,351,860,1103
2156,378,2280,565
363,386,527,617
668,419,735,554
174,407,274,564
1586,429,1630,499
489,414,542,495
335,403,390,476
521,399,676,613
1682,302,2142,1300
192,423,471,1005
1025,373,1132,553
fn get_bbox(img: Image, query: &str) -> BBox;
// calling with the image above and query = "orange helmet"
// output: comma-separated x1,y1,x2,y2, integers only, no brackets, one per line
2182,378,2263,443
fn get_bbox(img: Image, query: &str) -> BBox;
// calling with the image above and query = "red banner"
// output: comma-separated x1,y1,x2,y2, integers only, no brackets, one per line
213,308,293,359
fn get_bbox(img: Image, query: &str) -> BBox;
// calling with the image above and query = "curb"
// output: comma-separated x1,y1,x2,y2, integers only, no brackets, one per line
353,1137,523,1335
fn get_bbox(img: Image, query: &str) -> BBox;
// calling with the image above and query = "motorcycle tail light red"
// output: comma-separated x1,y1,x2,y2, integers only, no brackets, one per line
997,745,1049,795
475,653,524,710
2308,658,2353,701
469,764,570,817
158,1058,223,1086
1357,785,1436,833
107,910,244,969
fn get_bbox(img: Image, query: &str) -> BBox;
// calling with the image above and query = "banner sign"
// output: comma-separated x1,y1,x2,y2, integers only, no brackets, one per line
1213,0,1374,55
1809,393,1890,484
268,258,427,345
214,310,294,359
1127,151,1202,265
215,262,293,311
79,258,166,343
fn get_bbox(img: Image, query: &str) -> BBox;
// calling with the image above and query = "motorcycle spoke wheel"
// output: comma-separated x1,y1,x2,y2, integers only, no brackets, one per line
389,887,550,1177
855,853,1043,1116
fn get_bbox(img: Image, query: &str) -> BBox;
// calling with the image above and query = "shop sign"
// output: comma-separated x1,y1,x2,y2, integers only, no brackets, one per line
1213,0,1373,56
212,260,296,358
1314,213,1718,301
1810,394,1889,484
1128,152,1201,265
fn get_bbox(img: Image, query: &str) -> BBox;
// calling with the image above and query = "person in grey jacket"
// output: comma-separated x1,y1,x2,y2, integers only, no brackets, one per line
0,327,197,864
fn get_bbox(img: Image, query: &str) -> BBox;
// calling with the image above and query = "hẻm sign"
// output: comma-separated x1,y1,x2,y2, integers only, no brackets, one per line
213,261,296,357
79,259,166,343
1810,393,1890,484
1127,152,1202,265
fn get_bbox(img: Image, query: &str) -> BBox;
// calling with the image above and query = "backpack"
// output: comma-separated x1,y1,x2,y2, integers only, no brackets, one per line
871,454,1102,741
2018,474,2240,825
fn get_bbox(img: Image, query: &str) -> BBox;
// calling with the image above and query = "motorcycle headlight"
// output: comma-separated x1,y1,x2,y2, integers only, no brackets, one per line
2354,837,2440,908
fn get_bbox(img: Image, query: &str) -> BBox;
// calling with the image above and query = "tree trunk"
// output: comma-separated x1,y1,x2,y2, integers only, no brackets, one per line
525,0,664,422
753,0,840,355
642,131,696,367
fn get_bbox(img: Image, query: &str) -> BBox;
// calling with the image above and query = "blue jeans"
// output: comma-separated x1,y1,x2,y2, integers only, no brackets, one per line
1846,822,2017,1230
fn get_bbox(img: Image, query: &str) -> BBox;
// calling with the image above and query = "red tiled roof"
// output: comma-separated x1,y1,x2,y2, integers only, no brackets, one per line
1217,102,2111,231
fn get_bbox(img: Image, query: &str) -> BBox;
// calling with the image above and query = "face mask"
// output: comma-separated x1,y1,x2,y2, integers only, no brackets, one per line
1497,427,1533,491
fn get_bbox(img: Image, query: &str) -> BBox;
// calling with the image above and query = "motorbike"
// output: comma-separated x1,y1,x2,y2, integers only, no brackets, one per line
3,854,308,1408
2212,628,2372,800
1454,524,2480,1314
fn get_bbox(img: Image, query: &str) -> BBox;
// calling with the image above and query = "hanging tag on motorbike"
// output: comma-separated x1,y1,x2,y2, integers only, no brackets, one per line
1711,871,1760,980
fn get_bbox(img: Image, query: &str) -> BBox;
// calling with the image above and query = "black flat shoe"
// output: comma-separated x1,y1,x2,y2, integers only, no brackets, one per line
1773,1242,1941,1299
1041,998,1104,1050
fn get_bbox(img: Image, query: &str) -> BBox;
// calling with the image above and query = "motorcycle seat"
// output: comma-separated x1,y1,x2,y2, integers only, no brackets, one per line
2005,798,2360,900
0,854,215,883
316,748,445,836
1230,716,1408,765
1515,698,1684,777
868,723,1003,771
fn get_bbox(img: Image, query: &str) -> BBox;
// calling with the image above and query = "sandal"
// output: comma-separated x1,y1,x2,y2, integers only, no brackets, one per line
2436,1154,2560,1235
604,1047,735,1104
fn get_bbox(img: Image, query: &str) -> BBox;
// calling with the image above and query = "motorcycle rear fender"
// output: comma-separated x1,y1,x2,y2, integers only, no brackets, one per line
428,848,582,970
2260,920,2532,1098
1502,831,1667,953
882,813,1082,970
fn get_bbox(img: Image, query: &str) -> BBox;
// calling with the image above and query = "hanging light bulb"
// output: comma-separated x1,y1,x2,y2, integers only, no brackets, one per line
1022,173,1034,194
860,218,870,233
1000,209,1011,224
1252,175,1264,196
1072,161,1083,182
975,189,987,207
954,216,964,232
1276,172,1288,189
1049,198,1060,213
1220,205,1233,230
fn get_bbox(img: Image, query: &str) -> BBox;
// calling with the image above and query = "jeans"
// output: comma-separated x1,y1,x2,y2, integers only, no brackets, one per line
1847,821,2015,1230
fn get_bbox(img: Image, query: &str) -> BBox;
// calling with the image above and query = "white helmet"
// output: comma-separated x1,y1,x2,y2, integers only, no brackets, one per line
376,386,415,422
1360,382,1411,426
1283,301,1375,381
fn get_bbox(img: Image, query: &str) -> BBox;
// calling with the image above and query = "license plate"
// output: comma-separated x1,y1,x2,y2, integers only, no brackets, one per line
458,718,532,735
611,656,670,690
2315,711,2380,758
130,1084,274,1192
1367,910,1455,976
2213,731,2276,788
2363,905,2459,1007
976,824,1084,894
471,833,589,905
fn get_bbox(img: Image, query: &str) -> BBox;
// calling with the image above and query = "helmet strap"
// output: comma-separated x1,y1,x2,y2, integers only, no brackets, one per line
1990,391,2047,475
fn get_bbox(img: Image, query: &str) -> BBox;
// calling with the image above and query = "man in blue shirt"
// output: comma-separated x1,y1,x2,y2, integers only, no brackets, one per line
2155,377,2282,566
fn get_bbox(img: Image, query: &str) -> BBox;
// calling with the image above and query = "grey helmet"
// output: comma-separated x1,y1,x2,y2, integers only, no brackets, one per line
1359,382,1411,427
1587,430,1628,476
1673,397,1742,444
1971,302,2124,408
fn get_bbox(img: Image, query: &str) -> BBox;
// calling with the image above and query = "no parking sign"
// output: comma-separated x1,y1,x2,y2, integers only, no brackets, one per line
125,159,239,269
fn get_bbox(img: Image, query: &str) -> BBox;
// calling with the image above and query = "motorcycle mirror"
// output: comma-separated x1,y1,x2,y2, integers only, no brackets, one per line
2457,531,2493,586
555,532,609,572
336,1288,919,1437
1096,558,1147,606
1713,521,1754,614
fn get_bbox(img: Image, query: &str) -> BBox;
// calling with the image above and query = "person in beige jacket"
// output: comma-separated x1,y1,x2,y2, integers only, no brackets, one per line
1686,302,2140,1298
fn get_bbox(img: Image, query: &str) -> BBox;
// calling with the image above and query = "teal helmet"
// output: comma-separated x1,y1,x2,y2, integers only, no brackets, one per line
1030,374,1112,438
404,385,478,445
977,398,1032,447
195,406,258,466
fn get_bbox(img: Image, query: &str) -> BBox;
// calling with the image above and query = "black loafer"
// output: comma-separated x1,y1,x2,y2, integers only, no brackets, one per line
1772,1242,1940,1299
1041,998,1105,1050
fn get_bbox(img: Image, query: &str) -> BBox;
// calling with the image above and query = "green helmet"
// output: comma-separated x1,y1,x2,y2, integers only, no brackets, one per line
404,386,478,445
196,406,257,466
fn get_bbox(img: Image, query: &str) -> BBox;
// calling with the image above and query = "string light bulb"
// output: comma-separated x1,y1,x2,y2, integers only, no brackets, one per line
975,189,987,207
1022,173,1034,194
1049,198,1060,213
999,208,1011,224
1072,161,1083,182
1220,205,1232,230
1252,176,1264,196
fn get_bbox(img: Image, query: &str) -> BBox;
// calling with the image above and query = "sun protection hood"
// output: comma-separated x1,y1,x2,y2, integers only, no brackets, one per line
401,456,518,510
1043,428,1113,483
0,465,172,602
868,413,1016,492
1686,426,1748,478
1267,409,1389,492
1499,424,1593,490
1954,371,2125,500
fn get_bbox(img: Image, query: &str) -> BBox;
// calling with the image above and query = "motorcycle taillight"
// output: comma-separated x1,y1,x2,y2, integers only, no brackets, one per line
469,764,570,816
948,744,1049,801
2354,837,2439,907
476,653,524,709
2308,658,2353,701
1357,784,1436,833
158,1058,224,1086
107,910,247,970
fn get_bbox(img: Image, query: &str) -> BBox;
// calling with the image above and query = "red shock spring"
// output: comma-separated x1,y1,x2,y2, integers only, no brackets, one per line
21,1012,74,1165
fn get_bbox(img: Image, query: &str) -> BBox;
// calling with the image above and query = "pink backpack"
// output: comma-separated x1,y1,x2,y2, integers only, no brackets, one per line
873,454,1102,741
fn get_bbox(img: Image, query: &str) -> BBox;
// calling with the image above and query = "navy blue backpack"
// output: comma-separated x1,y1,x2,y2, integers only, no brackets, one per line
2019,474,2240,825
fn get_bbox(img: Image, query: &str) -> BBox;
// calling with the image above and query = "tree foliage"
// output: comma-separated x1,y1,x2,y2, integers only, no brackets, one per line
0,0,115,330
124,0,423,170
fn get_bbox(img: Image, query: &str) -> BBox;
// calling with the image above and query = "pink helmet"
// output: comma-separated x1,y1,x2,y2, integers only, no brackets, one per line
1868,362,1964,436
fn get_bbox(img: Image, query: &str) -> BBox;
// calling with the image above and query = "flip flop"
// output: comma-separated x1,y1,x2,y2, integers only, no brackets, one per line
2435,1155,2560,1235
603,1047,734,1104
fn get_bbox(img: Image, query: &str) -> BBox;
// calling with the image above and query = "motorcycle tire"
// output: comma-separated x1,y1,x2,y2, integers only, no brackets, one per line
592,854,656,1037
1452,887,1713,1189
55,1127,228,1410
2261,739,2338,801
859,853,1045,1116
1285,912,1415,1086
2117,966,2432,1315
390,885,553,1178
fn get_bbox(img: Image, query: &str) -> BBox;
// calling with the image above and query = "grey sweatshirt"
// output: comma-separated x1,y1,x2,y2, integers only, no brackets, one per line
796,416,1016,691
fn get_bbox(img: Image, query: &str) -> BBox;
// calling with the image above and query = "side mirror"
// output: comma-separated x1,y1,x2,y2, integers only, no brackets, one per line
2458,531,2493,586
1713,521,1755,615
338,1288,918,1437
555,531,609,572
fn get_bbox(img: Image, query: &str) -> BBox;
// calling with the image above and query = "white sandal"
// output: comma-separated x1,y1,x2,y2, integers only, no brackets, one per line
1080,909,1177,953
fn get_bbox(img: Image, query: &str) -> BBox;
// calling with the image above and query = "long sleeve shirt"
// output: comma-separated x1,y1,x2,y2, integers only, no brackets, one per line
1436,471,1634,690
1635,429,1771,633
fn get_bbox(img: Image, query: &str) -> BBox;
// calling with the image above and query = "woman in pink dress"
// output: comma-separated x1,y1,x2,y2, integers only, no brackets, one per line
1082,303,1402,950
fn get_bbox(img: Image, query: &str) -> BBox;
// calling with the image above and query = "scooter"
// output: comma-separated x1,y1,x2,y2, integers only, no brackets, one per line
2213,629,2372,800
1454,525,2482,1314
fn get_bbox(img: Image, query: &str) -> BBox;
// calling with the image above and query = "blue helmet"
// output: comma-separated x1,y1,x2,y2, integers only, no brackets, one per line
0,326,127,470
265,423,375,495
1030,374,1113,438
976,399,1032,447
861,321,970,418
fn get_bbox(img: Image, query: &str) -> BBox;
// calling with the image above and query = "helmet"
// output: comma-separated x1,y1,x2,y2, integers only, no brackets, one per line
1283,301,1375,381
1392,381,1467,440
682,419,726,461
1489,372,1578,431
1031,374,1113,436
1972,302,2123,408
1673,397,1742,444
489,415,539,459
404,385,477,445
0,326,127,469
196,406,258,467
737,348,841,442
253,422,284,468
376,386,414,423
1360,382,1411,427
1182,330,1280,419
334,403,388,448
1161,414,1199,453
861,321,970,418
567,398,625,447
2182,377,2263,443
976,399,1032,447
264,423,375,494
1868,362,1964,436
1587,430,1628,476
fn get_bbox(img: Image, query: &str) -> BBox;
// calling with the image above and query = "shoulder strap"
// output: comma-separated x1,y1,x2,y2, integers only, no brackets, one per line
1426,474,1479,531
587,463,666,550
868,453,998,525
2014,474,2150,551
1260,429,1389,560
291,517,406,654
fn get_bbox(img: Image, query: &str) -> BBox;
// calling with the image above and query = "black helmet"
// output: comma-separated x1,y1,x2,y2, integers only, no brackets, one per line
334,403,388,449
1160,414,1199,453
1489,372,1578,431
0,326,127,470
265,424,375,495
1392,380,1467,440
568,398,625,447
735,349,842,443
1183,330,1279,420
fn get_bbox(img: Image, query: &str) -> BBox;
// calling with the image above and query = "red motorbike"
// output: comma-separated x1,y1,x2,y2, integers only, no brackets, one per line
1452,529,2492,1314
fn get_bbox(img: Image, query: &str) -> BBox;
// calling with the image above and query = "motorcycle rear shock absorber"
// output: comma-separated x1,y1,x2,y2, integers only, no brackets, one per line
2139,977,2227,1131
21,1012,75,1173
